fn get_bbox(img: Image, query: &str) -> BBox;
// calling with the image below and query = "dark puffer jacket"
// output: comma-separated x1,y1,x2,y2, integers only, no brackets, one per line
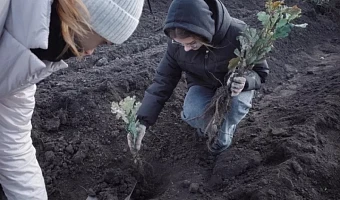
137,0,270,127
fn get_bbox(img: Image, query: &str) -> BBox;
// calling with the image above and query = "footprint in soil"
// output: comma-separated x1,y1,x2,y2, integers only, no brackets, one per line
210,148,262,186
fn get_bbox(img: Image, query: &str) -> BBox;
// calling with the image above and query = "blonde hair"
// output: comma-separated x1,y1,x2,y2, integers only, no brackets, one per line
56,0,92,58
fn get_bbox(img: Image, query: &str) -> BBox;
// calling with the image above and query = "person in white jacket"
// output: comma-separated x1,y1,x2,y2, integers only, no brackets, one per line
0,0,144,199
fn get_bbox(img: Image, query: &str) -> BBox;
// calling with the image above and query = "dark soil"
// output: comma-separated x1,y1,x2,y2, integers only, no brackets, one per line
31,0,340,199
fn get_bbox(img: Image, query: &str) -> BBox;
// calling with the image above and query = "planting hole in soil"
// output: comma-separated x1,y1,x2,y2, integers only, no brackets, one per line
129,161,171,200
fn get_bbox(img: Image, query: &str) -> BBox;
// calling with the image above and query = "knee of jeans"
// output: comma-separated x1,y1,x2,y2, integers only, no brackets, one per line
181,109,204,129
226,91,253,125
235,90,254,110
181,103,205,120
181,109,198,122
238,99,252,112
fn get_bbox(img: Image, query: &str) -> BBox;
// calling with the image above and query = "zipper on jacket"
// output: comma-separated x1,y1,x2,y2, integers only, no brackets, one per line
205,50,209,59
204,50,221,87
204,50,211,80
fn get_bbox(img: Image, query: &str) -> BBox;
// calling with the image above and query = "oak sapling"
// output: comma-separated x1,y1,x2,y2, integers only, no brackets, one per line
202,0,308,143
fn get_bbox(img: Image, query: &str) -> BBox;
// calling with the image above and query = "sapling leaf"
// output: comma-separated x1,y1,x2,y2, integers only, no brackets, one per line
287,5,302,20
111,102,129,123
274,24,292,39
272,1,283,9
228,57,240,70
234,48,241,57
276,18,288,29
257,12,270,25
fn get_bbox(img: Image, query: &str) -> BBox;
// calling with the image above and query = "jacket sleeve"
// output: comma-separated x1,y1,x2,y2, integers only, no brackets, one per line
137,44,182,127
0,0,10,37
0,84,36,155
243,60,269,91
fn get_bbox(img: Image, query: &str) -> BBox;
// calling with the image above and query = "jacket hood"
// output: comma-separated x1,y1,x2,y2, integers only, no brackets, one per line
163,0,232,45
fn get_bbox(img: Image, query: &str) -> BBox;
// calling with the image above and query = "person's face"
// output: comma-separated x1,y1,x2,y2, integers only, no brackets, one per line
172,37,203,51
77,31,112,56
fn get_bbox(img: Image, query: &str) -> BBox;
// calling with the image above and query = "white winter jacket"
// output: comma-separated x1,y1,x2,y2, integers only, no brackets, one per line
0,0,68,99
0,1,66,198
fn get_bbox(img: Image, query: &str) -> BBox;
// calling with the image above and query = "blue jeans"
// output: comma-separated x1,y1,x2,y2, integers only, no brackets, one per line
181,85,254,147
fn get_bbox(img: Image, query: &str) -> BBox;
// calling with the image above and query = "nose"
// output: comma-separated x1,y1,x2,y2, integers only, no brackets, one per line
84,49,95,55
184,45,192,52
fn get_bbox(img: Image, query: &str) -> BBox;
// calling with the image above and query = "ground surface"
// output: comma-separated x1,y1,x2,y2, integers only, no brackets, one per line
31,0,340,199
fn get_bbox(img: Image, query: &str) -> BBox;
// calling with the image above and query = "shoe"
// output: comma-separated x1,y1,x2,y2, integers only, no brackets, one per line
194,129,206,142
196,129,205,137
207,136,231,155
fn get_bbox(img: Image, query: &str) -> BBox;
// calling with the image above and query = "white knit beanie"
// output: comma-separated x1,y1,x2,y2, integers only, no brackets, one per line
82,0,144,44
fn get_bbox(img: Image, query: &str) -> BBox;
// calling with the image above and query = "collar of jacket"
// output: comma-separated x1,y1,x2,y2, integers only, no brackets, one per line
30,0,76,61
163,0,232,46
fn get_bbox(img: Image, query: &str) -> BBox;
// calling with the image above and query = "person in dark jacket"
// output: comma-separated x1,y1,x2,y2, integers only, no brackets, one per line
128,0,269,155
